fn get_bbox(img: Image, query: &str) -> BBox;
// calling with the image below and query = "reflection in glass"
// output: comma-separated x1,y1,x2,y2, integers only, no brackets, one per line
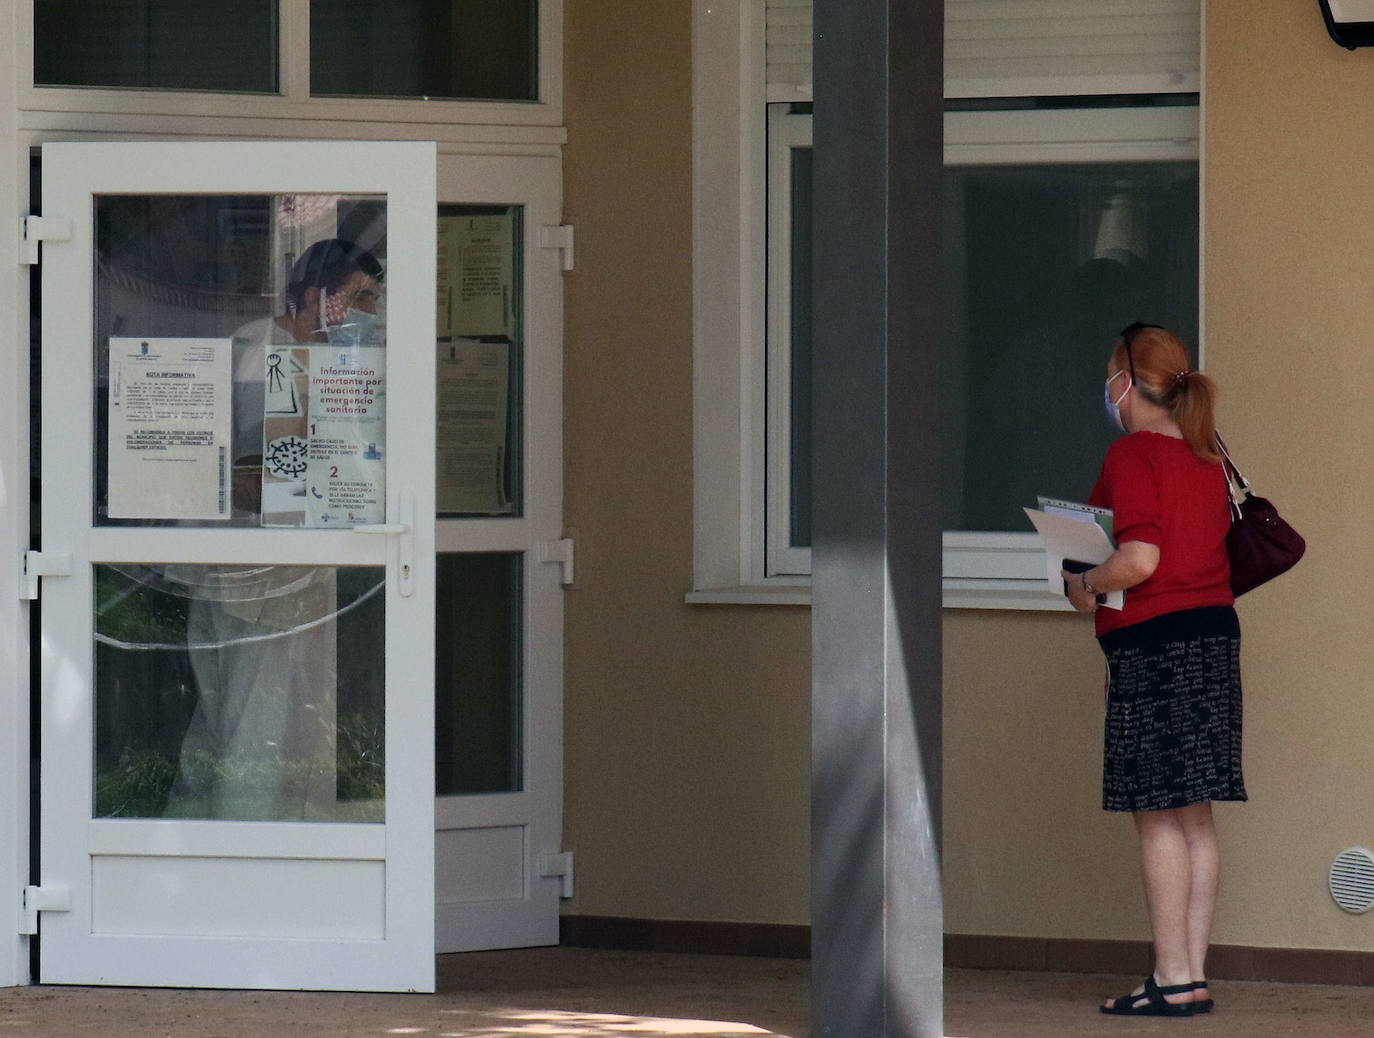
311,0,537,102
944,162,1199,531
95,194,388,529
436,205,523,517
34,0,278,93
435,554,522,795
95,564,386,821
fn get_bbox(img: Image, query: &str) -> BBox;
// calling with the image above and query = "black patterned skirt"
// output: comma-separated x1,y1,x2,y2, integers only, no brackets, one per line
1097,605,1246,813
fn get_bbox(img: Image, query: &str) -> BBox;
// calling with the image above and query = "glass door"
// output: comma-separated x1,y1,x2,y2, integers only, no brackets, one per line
37,141,436,991
432,154,564,953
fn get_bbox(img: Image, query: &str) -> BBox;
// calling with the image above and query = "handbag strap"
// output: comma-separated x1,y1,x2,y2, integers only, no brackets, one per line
1215,434,1250,491
1216,434,1247,521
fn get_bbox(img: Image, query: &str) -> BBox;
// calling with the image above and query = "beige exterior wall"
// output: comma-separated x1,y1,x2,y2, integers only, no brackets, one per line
562,0,1374,953
946,1,1374,952
1200,0,1374,949
561,0,811,925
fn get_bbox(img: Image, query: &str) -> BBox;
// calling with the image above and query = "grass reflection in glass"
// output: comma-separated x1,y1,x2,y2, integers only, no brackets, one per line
93,564,385,822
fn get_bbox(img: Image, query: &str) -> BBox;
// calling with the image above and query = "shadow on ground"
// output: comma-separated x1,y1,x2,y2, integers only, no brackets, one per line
3,948,1374,1036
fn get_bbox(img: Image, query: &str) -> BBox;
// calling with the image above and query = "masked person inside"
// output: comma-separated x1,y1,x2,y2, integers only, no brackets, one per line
1062,323,1242,1018
166,239,386,822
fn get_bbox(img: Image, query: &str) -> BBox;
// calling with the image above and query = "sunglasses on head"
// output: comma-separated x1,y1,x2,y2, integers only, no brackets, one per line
1117,322,1163,382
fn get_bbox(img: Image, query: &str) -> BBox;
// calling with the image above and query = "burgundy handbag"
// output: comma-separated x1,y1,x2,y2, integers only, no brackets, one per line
1217,436,1305,597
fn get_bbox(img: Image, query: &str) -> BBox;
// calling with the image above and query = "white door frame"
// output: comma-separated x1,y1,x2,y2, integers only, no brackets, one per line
0,9,29,986
36,139,437,991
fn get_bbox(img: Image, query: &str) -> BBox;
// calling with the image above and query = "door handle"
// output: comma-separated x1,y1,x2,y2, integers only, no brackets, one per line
353,494,416,597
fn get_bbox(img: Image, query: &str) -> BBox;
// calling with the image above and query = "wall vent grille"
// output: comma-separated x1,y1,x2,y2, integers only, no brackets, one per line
1329,847,1374,914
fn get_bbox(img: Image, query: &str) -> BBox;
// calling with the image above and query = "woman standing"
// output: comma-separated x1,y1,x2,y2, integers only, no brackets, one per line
1063,323,1243,1017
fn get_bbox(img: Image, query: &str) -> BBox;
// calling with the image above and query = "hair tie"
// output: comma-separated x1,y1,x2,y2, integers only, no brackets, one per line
1173,369,1192,387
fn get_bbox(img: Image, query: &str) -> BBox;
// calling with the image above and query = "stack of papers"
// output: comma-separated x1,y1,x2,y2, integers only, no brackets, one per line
1024,500,1124,610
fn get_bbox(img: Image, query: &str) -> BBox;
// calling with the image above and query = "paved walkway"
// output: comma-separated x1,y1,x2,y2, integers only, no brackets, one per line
3,948,1374,1036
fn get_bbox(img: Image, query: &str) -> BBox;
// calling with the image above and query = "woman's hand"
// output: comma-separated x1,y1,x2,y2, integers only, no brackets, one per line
1063,569,1099,613
1060,542,1160,615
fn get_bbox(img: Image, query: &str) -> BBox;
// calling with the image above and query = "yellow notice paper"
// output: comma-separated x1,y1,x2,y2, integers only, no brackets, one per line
1023,507,1124,610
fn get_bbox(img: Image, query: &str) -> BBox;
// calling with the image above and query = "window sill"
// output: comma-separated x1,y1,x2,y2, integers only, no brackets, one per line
686,585,812,606
687,580,1076,611
941,579,1074,612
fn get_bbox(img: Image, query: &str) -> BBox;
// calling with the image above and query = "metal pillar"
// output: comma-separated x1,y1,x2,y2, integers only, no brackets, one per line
810,0,944,1036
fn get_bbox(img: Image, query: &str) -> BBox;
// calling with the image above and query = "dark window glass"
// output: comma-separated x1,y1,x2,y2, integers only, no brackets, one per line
311,0,536,101
34,0,278,93
788,147,813,549
944,162,1200,532
435,553,522,796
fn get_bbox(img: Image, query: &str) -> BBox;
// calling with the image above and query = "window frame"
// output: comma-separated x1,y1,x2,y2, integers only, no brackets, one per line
692,0,809,605
764,104,812,578
940,106,1201,609
689,0,1202,608
17,0,563,130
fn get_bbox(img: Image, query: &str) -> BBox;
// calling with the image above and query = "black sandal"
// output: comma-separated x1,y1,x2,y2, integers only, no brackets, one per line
1100,975,1195,1016
1191,981,1214,1014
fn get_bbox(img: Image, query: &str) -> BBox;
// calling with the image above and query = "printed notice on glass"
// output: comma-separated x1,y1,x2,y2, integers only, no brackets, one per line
437,340,511,514
260,345,386,528
442,212,515,338
107,337,232,520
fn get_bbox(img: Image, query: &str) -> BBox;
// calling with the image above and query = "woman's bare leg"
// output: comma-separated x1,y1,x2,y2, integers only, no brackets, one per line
1104,807,1197,1008
1178,802,1219,995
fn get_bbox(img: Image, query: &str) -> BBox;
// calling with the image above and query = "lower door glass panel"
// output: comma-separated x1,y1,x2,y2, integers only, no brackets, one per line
95,563,385,822
435,553,522,795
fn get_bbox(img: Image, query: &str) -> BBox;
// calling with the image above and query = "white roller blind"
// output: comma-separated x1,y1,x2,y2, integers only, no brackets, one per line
764,0,1200,102
766,0,814,101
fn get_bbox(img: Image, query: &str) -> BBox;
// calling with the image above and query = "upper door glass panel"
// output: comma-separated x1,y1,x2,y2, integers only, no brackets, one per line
94,193,388,529
437,204,524,517
34,0,279,93
311,0,537,102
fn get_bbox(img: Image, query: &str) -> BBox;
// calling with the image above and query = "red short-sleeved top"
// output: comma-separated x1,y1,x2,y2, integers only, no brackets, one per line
1088,431,1234,636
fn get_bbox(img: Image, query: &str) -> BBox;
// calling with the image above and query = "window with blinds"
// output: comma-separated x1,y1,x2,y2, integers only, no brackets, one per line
765,0,814,101
764,0,1200,101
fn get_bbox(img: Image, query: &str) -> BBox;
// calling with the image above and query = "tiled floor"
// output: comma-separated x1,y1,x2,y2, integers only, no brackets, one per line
3,948,1374,1036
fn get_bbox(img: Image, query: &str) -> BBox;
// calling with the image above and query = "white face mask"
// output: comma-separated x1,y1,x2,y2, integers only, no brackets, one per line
325,307,386,347
1104,370,1131,431
319,287,386,346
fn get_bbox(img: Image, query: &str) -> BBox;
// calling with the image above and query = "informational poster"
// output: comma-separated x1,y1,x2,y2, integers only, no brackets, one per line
437,340,511,515
107,337,231,520
260,345,386,527
439,212,515,338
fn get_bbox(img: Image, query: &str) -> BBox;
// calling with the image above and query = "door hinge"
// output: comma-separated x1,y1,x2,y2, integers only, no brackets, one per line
20,884,71,935
21,550,72,601
20,215,72,267
538,224,575,272
539,851,575,899
538,538,575,586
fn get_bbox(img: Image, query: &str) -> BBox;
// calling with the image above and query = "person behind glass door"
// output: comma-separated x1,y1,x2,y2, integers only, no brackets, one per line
232,238,385,515
168,238,385,822
1062,323,1242,1018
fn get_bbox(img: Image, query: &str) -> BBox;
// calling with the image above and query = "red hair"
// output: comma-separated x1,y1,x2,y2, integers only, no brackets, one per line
1113,326,1219,464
